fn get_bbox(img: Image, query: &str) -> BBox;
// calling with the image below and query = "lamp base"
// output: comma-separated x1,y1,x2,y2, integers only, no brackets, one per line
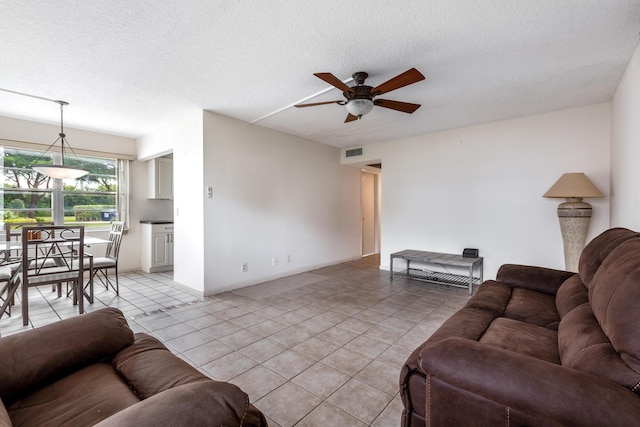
557,198,592,273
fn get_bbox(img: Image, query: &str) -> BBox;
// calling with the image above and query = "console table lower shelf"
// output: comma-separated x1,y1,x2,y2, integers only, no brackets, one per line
390,250,483,295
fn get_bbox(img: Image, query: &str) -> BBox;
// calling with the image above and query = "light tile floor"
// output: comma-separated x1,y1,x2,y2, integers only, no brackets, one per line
0,255,471,426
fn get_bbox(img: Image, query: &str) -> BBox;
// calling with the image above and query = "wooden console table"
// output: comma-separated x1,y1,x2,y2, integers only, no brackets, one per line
390,250,483,295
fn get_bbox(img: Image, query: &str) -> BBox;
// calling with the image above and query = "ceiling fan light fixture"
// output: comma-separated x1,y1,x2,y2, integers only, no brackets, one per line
346,99,374,118
296,69,425,123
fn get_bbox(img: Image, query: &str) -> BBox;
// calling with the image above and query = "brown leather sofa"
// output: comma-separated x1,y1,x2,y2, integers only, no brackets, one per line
400,227,640,426
0,307,267,427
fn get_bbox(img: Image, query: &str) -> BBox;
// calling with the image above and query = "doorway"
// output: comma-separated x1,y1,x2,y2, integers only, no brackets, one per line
361,171,380,256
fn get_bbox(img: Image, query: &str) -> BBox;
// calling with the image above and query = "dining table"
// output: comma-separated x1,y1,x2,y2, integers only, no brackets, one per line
0,236,111,252
0,235,111,321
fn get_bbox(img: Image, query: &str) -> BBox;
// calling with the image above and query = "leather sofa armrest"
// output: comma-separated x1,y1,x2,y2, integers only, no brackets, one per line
93,381,267,427
0,308,134,405
496,263,575,295
420,337,640,426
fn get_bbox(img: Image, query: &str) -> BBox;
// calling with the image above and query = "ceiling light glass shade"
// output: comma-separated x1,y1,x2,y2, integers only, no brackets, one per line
32,164,89,179
346,99,374,117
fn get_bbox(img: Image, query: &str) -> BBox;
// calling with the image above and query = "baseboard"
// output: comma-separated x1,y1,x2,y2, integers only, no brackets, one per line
122,255,363,298
201,255,362,297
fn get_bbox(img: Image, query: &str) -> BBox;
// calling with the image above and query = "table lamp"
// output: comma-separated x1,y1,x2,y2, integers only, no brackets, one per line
543,172,603,272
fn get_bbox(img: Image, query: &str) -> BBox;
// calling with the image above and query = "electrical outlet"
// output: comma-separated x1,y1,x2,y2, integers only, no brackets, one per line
286,255,291,263
272,257,278,266
241,262,248,273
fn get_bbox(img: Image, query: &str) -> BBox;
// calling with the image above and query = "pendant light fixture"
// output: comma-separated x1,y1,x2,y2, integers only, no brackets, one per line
0,88,90,179
31,100,90,179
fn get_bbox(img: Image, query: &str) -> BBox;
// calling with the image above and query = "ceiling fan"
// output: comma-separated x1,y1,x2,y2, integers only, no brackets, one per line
295,68,425,123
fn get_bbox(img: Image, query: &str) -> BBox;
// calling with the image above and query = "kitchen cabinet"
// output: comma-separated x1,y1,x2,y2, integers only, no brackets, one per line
141,222,174,273
148,157,173,200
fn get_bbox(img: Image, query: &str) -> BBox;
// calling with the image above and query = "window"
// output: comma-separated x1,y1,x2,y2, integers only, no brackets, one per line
1,146,129,230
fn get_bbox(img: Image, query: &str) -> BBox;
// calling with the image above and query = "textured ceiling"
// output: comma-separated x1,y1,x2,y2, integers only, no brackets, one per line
1,1,640,149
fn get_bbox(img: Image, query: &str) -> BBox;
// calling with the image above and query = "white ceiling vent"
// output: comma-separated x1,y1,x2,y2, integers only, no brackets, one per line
346,148,363,158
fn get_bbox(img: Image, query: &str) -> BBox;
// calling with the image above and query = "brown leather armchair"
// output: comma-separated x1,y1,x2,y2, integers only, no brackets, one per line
0,307,267,426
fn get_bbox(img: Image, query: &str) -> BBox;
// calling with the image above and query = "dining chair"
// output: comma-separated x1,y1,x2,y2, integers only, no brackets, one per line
19,225,85,326
0,246,25,318
0,255,17,318
85,221,124,296
0,274,11,314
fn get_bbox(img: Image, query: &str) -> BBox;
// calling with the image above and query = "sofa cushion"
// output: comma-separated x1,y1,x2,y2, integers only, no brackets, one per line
558,303,640,394
479,317,560,364
555,274,589,318
558,238,640,395
578,227,639,289
0,308,134,406
7,363,140,427
0,266,12,281
588,238,640,378
504,287,559,330
460,281,559,330
496,264,575,296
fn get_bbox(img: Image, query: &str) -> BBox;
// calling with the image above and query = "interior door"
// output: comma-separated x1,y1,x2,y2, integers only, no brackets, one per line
362,172,375,256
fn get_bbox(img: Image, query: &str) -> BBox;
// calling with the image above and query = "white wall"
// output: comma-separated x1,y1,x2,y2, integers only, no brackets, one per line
135,110,204,293
135,110,362,296
611,42,640,229
136,109,201,161
202,111,362,295
344,104,611,279
172,113,205,293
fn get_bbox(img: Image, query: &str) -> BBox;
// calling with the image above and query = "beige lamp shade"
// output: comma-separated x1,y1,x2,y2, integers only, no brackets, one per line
543,173,603,199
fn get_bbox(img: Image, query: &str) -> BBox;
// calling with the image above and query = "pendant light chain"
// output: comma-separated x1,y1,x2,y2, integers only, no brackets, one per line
58,101,67,164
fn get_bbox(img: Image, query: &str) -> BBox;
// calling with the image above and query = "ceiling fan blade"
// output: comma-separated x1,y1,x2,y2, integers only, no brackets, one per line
314,73,355,94
295,100,344,108
344,113,359,123
374,99,421,114
370,68,425,96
